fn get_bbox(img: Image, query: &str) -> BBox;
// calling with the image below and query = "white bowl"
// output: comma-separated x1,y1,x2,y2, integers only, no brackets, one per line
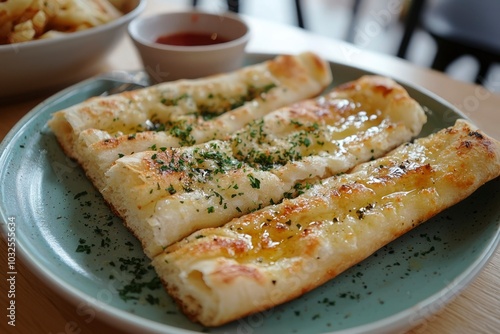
0,0,146,100
128,10,250,82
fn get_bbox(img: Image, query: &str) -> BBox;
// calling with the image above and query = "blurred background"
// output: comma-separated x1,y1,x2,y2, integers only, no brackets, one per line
167,0,500,93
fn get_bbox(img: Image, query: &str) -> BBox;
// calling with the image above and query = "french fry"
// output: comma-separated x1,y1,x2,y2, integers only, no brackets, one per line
0,0,123,45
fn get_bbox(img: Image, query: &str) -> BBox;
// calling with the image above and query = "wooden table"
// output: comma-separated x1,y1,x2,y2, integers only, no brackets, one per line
1,1,499,333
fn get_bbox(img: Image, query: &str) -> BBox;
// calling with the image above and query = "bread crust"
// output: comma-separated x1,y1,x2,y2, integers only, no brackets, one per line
153,119,500,327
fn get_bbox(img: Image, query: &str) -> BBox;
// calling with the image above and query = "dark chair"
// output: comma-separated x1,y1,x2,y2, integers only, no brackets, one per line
192,1,371,43
397,0,500,85
192,0,305,28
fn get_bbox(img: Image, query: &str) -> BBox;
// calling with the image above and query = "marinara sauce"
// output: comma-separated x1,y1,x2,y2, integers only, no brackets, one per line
155,32,229,46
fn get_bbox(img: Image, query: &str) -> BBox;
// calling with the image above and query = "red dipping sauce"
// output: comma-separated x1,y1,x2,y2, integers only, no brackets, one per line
155,32,230,46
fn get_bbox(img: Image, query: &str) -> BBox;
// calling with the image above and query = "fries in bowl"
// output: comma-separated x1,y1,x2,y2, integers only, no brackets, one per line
0,0,123,44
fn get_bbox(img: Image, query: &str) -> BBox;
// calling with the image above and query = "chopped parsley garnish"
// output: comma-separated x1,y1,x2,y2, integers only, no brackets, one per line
76,238,91,254
166,184,177,195
74,191,88,200
169,121,195,146
116,257,162,302
248,175,261,189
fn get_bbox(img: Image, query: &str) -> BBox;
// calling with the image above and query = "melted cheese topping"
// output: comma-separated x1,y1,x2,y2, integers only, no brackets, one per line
103,75,427,257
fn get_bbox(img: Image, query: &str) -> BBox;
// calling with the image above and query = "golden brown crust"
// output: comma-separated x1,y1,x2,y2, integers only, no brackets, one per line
153,119,500,327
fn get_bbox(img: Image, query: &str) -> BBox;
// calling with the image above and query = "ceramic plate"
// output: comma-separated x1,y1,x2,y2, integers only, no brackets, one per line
1,54,499,334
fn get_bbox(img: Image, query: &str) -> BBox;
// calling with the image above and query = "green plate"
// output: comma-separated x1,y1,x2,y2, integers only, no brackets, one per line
1,53,499,334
